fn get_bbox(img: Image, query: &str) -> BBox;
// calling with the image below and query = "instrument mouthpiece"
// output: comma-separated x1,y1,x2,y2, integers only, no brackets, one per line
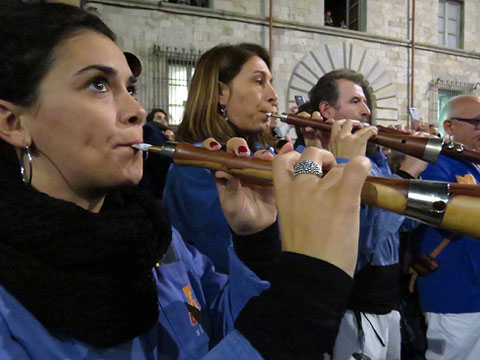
132,143,153,151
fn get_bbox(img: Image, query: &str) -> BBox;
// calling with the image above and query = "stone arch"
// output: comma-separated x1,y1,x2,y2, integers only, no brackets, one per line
286,42,398,125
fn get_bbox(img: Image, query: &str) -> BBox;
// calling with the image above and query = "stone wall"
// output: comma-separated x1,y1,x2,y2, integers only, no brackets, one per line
85,0,480,127
48,0,81,6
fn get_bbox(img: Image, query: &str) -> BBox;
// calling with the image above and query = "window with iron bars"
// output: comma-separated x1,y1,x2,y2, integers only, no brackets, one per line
427,78,474,135
147,46,201,127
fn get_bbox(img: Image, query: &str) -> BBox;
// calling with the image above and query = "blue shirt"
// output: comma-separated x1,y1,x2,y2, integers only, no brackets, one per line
417,155,480,313
162,143,274,274
0,228,267,359
355,150,418,272
163,165,232,273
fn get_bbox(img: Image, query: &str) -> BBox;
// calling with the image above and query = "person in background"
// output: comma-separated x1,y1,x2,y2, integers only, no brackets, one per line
301,69,427,360
139,108,171,200
163,43,277,274
416,95,480,360
149,108,169,127
325,10,334,26
0,3,372,359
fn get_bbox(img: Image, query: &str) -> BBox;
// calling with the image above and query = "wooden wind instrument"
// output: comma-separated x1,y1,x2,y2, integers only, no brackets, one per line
135,141,480,240
268,113,480,165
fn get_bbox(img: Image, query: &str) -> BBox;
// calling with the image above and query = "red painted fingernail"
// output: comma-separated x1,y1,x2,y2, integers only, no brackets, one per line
238,146,249,154
209,141,219,148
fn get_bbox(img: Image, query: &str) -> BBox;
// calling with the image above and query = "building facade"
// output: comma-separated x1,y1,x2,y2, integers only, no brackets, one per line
83,0,480,128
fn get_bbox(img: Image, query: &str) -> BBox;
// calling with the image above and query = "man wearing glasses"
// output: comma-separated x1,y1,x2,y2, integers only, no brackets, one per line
417,95,480,360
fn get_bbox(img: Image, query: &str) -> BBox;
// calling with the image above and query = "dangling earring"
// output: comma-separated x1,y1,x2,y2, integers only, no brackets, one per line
20,145,33,186
219,105,229,121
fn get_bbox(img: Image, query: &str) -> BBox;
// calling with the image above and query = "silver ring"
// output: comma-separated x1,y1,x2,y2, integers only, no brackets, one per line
293,160,323,177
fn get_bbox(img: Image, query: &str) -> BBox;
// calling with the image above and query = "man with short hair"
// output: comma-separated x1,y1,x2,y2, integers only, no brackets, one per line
417,95,480,360
304,69,426,359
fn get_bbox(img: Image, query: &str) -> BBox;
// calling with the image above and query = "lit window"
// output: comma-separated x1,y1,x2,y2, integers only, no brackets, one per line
168,61,195,125
148,46,200,127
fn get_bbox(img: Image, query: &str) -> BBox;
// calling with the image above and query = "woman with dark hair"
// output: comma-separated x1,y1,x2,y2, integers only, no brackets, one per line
163,43,278,273
0,3,371,359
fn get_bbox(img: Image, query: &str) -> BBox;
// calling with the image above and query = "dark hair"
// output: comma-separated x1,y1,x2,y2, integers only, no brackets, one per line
0,3,116,107
293,101,312,148
146,108,168,123
308,69,366,113
176,43,272,147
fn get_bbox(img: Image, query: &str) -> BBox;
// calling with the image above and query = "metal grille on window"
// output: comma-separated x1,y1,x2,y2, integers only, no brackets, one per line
427,79,475,135
146,45,201,127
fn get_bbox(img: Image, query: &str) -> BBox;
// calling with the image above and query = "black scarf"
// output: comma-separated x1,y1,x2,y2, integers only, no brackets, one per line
0,140,171,347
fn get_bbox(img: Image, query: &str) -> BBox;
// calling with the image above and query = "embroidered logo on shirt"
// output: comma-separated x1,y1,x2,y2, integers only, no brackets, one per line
455,174,477,185
183,285,202,325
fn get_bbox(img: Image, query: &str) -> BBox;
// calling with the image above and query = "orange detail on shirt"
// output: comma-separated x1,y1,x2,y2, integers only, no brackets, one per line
456,174,477,185
183,285,201,325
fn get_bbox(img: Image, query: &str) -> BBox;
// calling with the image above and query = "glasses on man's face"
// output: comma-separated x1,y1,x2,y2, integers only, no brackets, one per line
451,117,480,129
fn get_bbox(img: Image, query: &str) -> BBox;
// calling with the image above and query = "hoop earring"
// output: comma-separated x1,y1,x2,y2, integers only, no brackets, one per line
219,105,229,121
20,145,33,186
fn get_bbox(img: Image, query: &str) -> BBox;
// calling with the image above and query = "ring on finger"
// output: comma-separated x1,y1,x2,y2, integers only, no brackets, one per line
293,160,323,178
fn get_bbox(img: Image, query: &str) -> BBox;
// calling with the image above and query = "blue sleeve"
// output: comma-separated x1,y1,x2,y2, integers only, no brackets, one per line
368,153,420,235
169,231,269,348
356,152,415,269
162,165,232,273
195,245,269,345
0,315,30,360
203,330,263,359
